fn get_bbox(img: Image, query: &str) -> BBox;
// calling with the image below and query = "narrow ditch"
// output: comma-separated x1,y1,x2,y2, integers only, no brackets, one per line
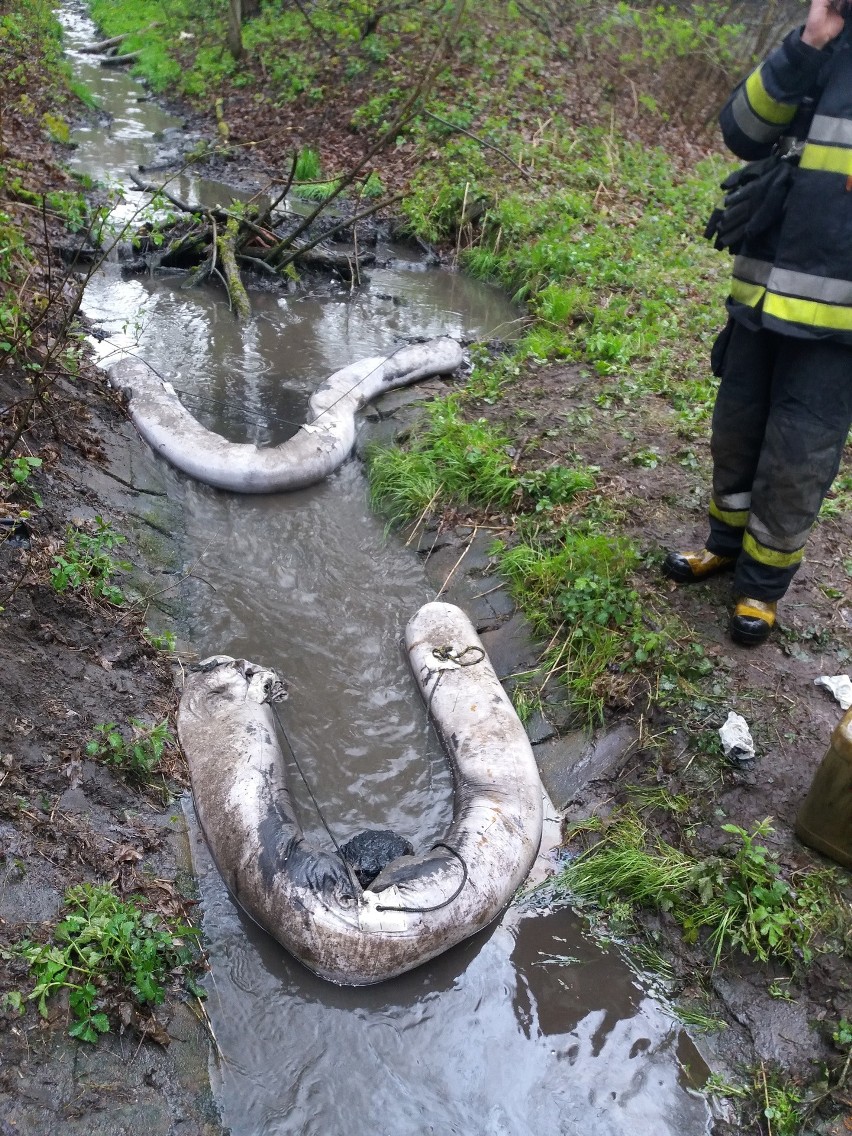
60,3,714,1131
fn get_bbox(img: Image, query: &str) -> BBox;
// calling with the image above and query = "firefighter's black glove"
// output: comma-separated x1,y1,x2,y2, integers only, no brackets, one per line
744,160,795,239
704,155,793,254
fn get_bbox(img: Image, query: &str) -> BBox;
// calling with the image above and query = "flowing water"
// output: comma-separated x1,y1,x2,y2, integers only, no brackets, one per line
60,6,713,1132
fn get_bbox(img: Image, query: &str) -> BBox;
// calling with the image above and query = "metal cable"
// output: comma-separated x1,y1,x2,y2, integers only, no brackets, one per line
169,346,412,434
101,338,426,433
262,641,484,911
270,700,344,858
370,641,486,913
172,385,305,433
374,841,468,913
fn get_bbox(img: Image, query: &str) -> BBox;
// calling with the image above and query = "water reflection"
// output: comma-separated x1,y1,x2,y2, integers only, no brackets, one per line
510,912,643,1046
189,804,708,1136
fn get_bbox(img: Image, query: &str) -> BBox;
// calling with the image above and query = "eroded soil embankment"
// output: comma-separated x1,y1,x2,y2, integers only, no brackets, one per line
0,8,225,1131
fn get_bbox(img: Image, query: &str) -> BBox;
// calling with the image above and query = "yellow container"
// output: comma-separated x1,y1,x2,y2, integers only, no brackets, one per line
796,706,852,871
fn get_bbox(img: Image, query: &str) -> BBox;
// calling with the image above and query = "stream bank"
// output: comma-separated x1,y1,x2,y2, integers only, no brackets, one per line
0,5,226,1131
0,291,226,1133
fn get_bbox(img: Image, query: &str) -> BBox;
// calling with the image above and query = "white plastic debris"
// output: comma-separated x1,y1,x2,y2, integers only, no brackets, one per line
814,674,852,710
719,711,756,764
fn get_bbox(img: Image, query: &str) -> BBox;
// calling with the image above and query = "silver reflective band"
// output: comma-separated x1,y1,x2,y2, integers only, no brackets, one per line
717,492,752,510
769,266,852,306
731,89,786,145
749,513,810,552
732,255,773,285
807,113,852,147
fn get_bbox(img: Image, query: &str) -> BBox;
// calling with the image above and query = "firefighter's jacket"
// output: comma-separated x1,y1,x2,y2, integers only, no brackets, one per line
721,25,852,341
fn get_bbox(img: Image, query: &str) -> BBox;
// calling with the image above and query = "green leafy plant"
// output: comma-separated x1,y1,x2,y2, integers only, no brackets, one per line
142,626,177,652
0,454,42,506
550,811,849,969
12,883,199,1042
834,1018,852,1050
41,111,69,144
85,718,172,780
50,517,131,604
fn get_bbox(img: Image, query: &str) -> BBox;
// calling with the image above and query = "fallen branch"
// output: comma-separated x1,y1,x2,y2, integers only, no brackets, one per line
80,32,131,53
100,51,141,67
128,172,201,216
216,216,250,319
236,254,282,278
423,110,535,180
255,153,299,228
274,191,404,269
80,23,160,53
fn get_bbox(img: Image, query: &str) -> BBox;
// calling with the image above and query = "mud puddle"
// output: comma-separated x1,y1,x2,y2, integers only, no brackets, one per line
60,2,713,1131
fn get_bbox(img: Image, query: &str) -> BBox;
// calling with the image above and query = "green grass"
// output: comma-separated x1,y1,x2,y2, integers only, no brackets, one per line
549,810,850,969
497,525,714,721
368,395,598,524
294,147,322,181
293,178,342,202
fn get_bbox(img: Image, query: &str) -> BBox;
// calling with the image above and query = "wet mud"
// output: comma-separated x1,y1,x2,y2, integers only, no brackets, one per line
0,400,224,1134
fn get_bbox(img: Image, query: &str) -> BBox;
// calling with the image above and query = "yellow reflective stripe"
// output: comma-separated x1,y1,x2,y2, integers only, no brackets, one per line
744,67,797,126
743,531,804,568
710,501,749,528
763,291,852,331
730,278,765,307
799,142,852,175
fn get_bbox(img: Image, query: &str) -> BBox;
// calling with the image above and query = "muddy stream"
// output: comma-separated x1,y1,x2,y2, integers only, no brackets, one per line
60,5,713,1132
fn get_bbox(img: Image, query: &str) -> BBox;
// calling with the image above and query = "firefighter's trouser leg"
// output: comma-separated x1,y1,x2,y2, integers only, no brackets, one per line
707,320,852,602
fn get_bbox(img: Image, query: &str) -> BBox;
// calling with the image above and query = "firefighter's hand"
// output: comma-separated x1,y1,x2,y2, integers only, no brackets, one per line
802,0,845,48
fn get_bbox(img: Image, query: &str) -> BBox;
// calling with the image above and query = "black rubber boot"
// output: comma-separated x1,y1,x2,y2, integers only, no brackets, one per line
663,549,736,584
729,597,776,646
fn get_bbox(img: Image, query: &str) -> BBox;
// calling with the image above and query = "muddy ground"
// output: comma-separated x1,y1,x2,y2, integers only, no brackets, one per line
0,21,226,1132
0,388,228,1134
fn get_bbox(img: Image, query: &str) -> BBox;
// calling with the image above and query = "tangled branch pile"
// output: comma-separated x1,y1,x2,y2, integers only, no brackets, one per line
123,160,401,319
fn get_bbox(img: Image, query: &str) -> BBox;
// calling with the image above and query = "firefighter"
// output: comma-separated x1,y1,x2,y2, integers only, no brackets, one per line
664,0,852,646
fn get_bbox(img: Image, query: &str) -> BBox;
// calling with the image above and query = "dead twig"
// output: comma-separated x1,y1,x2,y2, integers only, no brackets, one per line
435,525,479,599
423,110,535,180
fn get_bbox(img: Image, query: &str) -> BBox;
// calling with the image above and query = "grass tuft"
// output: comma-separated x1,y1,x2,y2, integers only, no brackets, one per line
549,811,851,969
